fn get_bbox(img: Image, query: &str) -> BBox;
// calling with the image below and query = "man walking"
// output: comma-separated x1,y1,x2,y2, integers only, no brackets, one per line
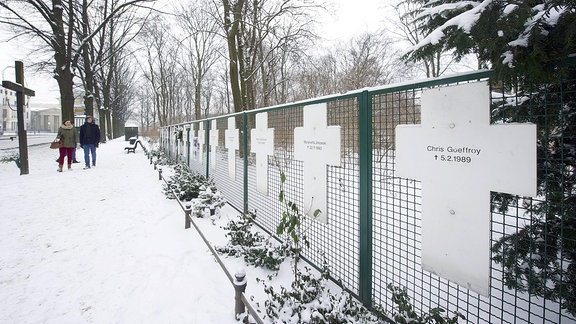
79,116,101,169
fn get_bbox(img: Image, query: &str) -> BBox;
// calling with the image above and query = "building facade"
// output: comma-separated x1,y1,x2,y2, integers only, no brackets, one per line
1,87,61,134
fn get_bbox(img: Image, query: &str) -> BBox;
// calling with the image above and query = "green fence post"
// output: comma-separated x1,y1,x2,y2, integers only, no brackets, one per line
186,124,191,166
243,113,249,214
358,90,373,306
205,120,210,178
175,126,179,160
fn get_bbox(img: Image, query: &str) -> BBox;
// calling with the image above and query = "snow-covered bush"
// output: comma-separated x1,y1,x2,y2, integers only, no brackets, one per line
162,163,213,202
257,263,386,324
387,284,464,324
150,148,173,166
216,212,288,270
0,151,20,168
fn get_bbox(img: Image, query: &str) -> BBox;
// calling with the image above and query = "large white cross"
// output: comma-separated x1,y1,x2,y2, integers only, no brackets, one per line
209,120,219,170
250,112,274,195
395,82,536,296
225,117,239,180
196,122,205,162
294,103,341,224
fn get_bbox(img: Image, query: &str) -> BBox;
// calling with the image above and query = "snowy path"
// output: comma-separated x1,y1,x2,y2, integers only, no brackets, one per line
0,138,238,323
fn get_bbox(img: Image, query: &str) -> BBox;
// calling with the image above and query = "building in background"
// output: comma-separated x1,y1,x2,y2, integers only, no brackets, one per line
1,87,16,134
2,86,62,134
28,105,61,133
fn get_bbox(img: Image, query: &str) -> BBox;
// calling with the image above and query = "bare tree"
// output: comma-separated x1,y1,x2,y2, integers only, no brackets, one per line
76,0,149,141
390,0,454,78
177,1,221,120
339,32,402,90
110,52,137,137
0,0,153,122
215,0,322,112
138,17,183,127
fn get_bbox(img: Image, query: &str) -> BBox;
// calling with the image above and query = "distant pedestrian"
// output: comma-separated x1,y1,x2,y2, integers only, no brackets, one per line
56,119,78,172
79,116,101,169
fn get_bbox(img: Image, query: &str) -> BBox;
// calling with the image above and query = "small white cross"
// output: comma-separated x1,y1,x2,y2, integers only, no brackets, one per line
395,82,536,296
225,117,239,180
250,112,274,195
294,103,341,223
197,122,205,162
209,120,219,170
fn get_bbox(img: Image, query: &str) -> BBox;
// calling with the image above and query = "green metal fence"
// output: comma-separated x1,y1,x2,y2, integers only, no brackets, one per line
160,68,576,323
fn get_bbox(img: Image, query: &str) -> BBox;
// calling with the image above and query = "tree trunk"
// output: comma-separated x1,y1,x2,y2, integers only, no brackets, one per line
223,0,245,113
53,0,75,122
81,0,95,117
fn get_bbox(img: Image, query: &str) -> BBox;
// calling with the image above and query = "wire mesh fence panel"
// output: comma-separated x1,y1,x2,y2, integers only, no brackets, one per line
210,117,244,211
247,107,304,233
187,122,207,176
159,68,576,323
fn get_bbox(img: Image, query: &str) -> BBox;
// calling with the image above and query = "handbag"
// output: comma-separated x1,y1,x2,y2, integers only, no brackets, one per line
50,138,62,149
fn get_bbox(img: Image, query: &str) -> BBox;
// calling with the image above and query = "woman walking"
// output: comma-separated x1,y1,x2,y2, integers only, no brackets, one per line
56,119,78,172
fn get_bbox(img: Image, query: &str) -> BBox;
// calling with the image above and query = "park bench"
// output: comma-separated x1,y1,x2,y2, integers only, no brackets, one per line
124,139,140,153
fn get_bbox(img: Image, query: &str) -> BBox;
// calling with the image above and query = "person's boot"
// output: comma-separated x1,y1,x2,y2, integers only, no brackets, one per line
68,164,72,170
57,164,63,172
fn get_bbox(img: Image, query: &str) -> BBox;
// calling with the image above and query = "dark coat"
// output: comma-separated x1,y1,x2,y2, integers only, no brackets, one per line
80,122,101,146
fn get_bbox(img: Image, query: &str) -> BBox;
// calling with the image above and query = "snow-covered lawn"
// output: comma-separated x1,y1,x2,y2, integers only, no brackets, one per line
0,138,239,323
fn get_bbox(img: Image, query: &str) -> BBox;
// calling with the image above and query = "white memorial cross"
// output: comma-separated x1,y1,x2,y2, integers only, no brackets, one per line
294,103,341,224
197,122,205,162
225,117,240,180
191,123,198,161
209,120,219,170
250,112,274,195
395,82,536,296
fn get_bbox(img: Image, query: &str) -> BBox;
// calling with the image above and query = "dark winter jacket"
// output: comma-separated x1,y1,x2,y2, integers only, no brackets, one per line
80,121,101,146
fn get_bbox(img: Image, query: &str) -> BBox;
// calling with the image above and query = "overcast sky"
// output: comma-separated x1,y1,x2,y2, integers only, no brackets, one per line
0,0,388,105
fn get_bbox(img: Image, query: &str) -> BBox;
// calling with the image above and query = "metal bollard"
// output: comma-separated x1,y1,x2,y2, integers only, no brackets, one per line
158,168,163,181
185,203,192,229
234,271,247,319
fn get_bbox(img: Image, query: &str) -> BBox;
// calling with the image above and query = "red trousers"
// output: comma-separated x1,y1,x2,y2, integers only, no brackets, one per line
58,147,74,166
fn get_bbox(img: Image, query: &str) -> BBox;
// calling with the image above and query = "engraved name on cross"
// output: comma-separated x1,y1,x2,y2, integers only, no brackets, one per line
191,123,198,161
209,120,219,170
250,112,274,195
225,117,239,180
294,103,341,224
395,82,536,296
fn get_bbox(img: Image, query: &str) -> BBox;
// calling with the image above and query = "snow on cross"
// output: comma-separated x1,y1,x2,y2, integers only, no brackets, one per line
294,103,341,224
395,82,537,296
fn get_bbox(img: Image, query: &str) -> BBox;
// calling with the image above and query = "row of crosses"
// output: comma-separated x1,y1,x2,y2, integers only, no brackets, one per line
187,103,340,224
178,82,536,297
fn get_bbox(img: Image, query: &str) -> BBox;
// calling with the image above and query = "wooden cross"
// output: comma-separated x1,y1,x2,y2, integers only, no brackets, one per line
395,82,536,296
2,61,35,175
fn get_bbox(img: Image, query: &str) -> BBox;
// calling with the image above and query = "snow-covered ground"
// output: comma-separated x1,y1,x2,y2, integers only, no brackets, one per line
0,138,241,323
